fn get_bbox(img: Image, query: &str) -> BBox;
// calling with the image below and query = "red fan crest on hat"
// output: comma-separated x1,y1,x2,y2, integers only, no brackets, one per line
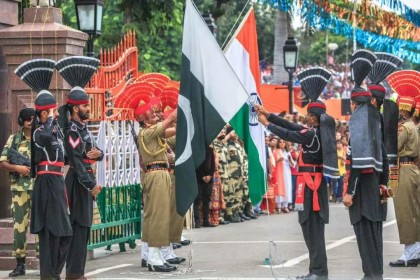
386,70,420,110
161,87,178,111
114,82,156,109
136,73,171,97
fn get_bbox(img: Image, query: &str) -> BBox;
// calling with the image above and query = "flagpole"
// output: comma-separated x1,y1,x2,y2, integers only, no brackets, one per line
221,0,252,50
222,7,254,52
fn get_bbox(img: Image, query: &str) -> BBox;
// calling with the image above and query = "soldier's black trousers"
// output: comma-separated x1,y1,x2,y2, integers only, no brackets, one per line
66,223,90,279
300,210,328,277
39,229,71,280
353,217,383,279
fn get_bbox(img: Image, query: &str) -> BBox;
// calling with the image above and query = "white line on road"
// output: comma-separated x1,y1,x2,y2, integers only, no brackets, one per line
265,219,397,268
85,264,133,276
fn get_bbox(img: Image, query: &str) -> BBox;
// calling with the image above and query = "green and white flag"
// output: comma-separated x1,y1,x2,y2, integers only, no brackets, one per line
175,0,266,216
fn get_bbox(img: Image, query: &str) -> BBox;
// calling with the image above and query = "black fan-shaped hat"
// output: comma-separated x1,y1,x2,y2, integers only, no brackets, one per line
368,52,403,85
14,58,55,93
297,66,332,101
55,56,100,88
351,49,377,87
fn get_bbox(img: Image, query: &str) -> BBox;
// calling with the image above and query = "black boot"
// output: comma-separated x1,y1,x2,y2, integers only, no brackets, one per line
238,212,250,221
234,212,245,222
244,202,257,219
9,257,25,277
226,214,240,223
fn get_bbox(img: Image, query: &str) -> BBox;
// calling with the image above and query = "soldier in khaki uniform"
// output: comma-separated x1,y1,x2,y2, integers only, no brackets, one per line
0,108,37,277
389,95,420,267
136,100,178,272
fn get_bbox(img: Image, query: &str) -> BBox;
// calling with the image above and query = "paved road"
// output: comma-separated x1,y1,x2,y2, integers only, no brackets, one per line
1,200,419,280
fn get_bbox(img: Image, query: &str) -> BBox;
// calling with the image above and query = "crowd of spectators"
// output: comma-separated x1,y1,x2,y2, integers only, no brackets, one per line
261,62,355,100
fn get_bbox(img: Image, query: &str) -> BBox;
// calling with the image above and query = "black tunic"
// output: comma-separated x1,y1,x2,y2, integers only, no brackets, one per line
30,117,72,237
267,114,329,224
65,120,103,227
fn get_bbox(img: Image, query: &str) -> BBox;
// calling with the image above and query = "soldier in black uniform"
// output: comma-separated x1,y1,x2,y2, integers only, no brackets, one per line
31,90,73,280
343,50,384,280
55,57,103,279
14,58,73,280
367,52,401,222
256,67,337,280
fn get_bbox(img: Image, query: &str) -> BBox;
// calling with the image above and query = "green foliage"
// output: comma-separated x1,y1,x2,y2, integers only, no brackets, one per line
53,0,276,80
18,0,30,24
297,31,351,66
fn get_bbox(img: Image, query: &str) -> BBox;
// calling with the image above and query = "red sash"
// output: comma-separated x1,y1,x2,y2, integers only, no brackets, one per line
295,150,323,212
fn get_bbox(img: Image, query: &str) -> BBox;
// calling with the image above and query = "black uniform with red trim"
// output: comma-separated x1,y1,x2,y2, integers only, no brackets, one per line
346,49,384,279
54,55,102,279
65,120,103,227
266,114,329,278
29,90,73,280
64,119,103,278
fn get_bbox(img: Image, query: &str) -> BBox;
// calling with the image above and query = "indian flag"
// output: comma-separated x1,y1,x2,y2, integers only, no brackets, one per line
224,7,267,209
175,0,265,216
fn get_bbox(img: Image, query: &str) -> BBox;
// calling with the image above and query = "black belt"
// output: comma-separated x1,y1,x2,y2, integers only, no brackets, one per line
69,166,93,173
298,166,323,173
37,165,64,173
145,162,169,171
399,156,416,163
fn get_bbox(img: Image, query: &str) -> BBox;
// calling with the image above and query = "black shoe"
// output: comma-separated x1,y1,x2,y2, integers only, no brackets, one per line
245,212,258,219
234,212,245,222
169,256,186,263
259,210,268,215
389,259,417,267
65,276,87,280
203,222,216,227
297,274,311,279
239,212,251,221
180,240,191,246
166,258,183,264
300,274,328,280
194,220,201,228
9,257,25,277
141,259,147,267
147,263,174,272
219,220,230,225
172,242,182,249
164,262,177,271
226,214,240,223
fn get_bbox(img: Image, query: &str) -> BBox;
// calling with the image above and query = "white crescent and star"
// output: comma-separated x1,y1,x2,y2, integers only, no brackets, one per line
175,95,195,166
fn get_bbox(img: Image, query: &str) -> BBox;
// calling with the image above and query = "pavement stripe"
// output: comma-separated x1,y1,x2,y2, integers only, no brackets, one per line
85,264,133,276
265,219,396,268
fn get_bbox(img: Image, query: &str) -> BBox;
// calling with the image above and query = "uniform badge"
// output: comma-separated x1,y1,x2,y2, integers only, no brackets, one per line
68,135,81,149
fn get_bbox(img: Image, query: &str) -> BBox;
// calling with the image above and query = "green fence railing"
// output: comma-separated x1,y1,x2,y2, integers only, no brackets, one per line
88,184,142,250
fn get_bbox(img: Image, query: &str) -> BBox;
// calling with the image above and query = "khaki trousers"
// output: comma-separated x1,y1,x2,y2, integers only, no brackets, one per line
142,170,171,247
394,164,420,244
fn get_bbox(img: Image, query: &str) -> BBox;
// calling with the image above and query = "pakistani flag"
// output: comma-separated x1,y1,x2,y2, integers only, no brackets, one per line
175,0,254,216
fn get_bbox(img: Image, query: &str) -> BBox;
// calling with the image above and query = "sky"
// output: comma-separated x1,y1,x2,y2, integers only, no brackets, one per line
393,0,420,10
372,0,420,11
